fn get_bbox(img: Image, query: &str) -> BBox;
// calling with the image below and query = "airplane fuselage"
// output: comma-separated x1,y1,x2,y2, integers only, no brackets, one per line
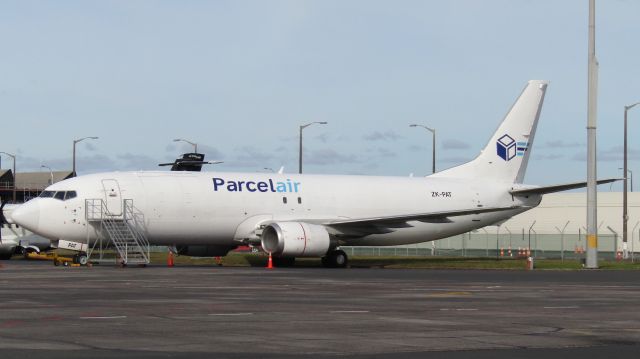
14,171,541,248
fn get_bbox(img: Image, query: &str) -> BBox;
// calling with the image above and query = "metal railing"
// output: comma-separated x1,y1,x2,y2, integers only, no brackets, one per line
85,198,150,265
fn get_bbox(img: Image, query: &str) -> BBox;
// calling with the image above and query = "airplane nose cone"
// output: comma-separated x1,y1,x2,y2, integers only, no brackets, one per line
11,200,40,233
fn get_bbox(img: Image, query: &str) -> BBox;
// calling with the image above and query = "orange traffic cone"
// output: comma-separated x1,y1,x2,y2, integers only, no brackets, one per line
167,251,174,267
500,247,504,257
266,252,274,269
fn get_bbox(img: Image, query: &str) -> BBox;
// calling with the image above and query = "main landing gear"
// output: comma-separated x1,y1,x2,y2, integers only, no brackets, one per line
272,256,296,267
321,249,348,268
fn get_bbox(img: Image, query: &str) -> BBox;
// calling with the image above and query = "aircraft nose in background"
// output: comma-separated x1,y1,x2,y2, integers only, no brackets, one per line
11,200,41,233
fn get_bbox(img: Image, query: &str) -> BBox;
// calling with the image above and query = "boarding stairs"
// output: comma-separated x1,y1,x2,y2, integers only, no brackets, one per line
85,199,150,265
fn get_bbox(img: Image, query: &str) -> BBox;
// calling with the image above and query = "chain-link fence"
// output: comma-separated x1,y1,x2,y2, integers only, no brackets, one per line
343,232,638,261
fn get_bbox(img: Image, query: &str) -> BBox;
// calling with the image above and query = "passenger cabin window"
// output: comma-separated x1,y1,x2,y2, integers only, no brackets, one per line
54,191,66,200
282,197,287,204
297,197,302,204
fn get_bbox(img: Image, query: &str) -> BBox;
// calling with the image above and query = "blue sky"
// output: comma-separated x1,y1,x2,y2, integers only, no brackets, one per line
1,0,639,189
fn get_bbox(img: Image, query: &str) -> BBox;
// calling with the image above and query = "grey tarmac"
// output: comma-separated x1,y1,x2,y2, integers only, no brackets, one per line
0,260,639,358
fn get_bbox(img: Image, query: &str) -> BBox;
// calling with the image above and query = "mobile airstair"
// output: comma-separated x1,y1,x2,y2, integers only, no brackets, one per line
85,199,150,266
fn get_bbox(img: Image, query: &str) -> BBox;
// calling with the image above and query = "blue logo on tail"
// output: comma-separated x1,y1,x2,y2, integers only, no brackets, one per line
497,134,528,161
497,135,516,161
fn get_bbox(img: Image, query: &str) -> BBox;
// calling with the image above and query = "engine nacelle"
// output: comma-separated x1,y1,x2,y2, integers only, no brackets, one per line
261,222,330,257
176,245,236,257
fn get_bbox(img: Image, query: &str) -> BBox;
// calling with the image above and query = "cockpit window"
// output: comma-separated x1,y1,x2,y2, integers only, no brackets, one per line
39,191,55,198
40,190,79,201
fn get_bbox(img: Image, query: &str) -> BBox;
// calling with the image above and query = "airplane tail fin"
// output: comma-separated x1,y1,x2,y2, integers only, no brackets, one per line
432,80,549,184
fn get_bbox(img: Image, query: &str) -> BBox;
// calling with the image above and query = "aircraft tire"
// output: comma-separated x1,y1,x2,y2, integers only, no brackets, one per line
0,253,12,260
76,253,88,266
322,250,348,268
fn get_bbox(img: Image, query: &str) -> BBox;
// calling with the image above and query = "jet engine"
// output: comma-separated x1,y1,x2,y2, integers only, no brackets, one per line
261,222,330,257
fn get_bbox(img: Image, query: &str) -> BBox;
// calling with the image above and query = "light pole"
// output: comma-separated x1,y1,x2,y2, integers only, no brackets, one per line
623,102,640,259
73,136,99,177
409,124,436,174
0,152,16,202
173,138,197,153
41,165,54,185
299,122,327,174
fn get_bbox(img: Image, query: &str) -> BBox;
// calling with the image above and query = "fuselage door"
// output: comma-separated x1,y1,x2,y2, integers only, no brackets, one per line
102,179,122,216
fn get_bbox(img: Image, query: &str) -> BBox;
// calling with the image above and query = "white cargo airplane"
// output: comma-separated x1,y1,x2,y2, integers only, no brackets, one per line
9,80,616,267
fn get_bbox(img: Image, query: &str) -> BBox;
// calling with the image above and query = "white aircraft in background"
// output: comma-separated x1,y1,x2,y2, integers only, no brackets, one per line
9,80,616,267
0,203,51,259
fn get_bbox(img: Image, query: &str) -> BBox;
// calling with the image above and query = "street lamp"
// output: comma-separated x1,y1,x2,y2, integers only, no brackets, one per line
0,152,16,203
409,124,436,174
623,102,640,259
299,122,328,174
173,138,198,153
73,136,99,177
41,165,54,185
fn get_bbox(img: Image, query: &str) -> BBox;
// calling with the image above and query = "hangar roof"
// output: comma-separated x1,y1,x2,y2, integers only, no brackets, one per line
15,171,74,190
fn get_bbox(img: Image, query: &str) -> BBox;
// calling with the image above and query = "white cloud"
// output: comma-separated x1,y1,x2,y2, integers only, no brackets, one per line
363,130,404,142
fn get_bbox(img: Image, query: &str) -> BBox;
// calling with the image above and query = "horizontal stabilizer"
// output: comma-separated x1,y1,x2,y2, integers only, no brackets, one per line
510,178,621,196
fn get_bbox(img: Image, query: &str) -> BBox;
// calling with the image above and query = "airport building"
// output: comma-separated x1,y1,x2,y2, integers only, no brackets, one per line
0,170,74,203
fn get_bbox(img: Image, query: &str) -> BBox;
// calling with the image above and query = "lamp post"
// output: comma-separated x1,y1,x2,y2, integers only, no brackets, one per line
73,136,99,177
623,102,640,259
298,122,327,174
173,138,197,153
409,124,436,174
0,152,16,202
41,165,54,185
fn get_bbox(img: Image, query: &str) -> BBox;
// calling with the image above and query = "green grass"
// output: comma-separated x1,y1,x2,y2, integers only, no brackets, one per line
148,252,640,270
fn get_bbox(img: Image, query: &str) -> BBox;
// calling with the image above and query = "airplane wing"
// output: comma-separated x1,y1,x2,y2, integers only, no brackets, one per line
322,206,522,236
510,178,620,196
